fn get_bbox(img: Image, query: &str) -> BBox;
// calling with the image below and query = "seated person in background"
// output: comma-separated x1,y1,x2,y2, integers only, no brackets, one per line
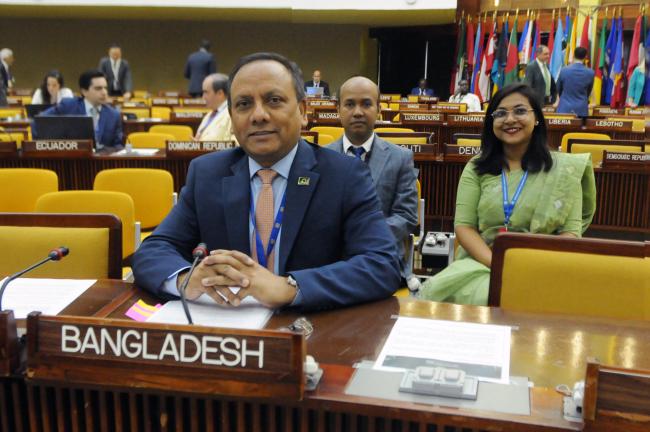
31,70,74,105
194,73,237,143
410,78,435,96
304,70,330,96
41,70,123,150
132,52,400,311
420,83,596,305
449,79,482,112
327,75,418,282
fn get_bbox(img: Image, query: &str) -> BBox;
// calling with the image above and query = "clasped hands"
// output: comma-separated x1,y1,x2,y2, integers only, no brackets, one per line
177,249,297,309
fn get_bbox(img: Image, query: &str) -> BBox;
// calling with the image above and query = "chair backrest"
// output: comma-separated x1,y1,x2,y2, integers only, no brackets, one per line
94,168,174,230
570,143,644,167
317,134,335,145
489,233,650,320
149,125,194,141
382,137,427,144
151,106,171,120
133,90,149,99
35,191,137,259
126,132,175,149
0,168,58,212
457,138,481,147
374,127,415,133
120,107,150,119
0,213,122,279
388,103,400,111
310,126,344,141
0,108,25,119
560,132,610,153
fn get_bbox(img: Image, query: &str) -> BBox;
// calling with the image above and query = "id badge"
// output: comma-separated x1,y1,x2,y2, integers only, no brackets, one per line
498,226,508,233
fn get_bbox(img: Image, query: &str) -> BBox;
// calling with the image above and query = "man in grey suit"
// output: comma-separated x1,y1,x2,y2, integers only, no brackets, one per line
184,40,217,97
327,76,418,284
524,45,557,106
98,44,133,99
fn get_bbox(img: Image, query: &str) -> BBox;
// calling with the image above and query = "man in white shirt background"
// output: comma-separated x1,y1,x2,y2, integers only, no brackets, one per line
449,79,482,112
194,73,237,143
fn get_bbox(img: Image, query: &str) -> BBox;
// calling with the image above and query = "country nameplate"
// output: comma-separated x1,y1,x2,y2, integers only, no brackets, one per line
22,140,94,158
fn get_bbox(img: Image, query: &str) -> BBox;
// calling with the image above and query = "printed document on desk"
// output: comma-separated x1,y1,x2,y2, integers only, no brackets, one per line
147,294,273,330
1,278,95,319
374,317,511,384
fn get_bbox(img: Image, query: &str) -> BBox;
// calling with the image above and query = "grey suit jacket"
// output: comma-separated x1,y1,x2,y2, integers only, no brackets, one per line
98,57,133,94
524,60,557,106
327,135,418,264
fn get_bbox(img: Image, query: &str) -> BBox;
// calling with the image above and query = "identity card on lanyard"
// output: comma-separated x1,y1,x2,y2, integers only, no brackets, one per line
500,170,528,233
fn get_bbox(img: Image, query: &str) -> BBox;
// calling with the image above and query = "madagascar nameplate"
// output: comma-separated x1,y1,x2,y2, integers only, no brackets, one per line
26,314,305,399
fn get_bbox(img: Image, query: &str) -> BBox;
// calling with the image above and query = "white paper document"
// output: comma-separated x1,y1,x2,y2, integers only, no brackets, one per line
1,278,96,319
147,294,273,330
374,317,511,384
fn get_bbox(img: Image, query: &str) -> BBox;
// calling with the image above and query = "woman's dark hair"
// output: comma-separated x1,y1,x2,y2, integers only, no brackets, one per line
39,70,65,104
474,83,552,175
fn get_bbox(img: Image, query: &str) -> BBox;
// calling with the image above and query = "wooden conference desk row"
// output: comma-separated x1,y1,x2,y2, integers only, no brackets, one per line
2,280,650,431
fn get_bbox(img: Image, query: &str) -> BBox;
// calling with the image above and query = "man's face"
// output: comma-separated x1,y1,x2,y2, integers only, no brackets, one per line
4,55,14,66
537,47,550,64
109,48,121,61
419,79,427,89
459,81,469,94
202,77,225,111
82,77,108,106
230,60,306,167
312,71,321,83
338,77,379,145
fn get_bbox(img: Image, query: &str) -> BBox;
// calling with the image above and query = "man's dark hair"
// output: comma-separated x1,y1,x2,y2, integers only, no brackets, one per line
78,69,106,90
207,73,229,96
574,47,588,60
227,52,305,107
536,45,548,55
200,39,211,51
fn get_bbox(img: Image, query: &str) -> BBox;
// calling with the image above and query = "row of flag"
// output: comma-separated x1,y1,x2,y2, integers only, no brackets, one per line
451,9,650,108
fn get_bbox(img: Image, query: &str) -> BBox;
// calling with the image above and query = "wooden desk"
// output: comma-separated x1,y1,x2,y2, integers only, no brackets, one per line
10,280,650,431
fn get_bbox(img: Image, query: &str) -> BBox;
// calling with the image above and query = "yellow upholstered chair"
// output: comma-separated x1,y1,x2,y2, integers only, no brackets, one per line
569,143,643,167
382,137,427,145
380,102,389,110
0,130,27,148
560,132,610,153
317,134,335,145
35,191,139,261
407,95,419,102
0,168,58,212
133,90,150,99
120,107,150,119
94,168,175,235
310,126,344,141
374,127,415,133
457,138,481,147
0,213,122,279
400,179,425,296
489,233,650,320
126,132,175,149
545,114,577,120
151,106,171,121
646,144,649,153
0,108,24,119
389,103,400,111
149,125,194,141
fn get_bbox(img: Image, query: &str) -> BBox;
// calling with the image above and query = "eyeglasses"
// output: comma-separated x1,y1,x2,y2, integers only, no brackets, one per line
491,107,534,121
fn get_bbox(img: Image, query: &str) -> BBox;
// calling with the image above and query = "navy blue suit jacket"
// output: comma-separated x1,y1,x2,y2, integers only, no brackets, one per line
132,140,401,311
410,87,434,96
39,97,123,148
556,63,595,117
184,50,217,95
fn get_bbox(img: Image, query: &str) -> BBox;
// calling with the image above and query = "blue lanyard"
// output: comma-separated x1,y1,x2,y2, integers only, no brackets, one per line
249,190,286,269
501,170,528,227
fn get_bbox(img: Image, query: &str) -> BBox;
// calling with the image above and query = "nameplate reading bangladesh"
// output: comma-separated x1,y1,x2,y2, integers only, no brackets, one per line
22,140,94,158
166,140,236,156
26,314,305,399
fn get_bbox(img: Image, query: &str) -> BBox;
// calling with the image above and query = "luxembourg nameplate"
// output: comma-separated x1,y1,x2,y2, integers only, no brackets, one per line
400,112,443,123
26,313,305,399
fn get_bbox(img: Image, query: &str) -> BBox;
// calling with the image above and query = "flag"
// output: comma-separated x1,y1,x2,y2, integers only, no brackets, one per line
644,28,650,105
478,20,496,102
550,18,565,81
492,18,508,92
564,13,572,64
604,16,618,104
567,15,578,63
466,19,475,67
611,17,624,107
470,20,483,94
627,15,643,80
548,18,555,57
580,15,590,53
531,16,541,60
450,18,466,95
590,16,607,106
504,15,520,86
519,17,533,65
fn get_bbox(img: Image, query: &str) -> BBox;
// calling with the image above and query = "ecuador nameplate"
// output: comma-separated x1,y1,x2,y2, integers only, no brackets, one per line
585,119,633,131
400,112,443,124
22,140,94,158
26,314,305,399
446,114,485,125
166,140,236,156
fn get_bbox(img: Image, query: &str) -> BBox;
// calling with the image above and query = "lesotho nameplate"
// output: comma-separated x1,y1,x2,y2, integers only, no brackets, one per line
22,140,93,158
400,112,443,124
26,314,305,399
166,140,236,157
585,119,633,131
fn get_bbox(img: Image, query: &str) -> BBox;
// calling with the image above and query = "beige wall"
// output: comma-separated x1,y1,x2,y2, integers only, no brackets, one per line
0,18,376,95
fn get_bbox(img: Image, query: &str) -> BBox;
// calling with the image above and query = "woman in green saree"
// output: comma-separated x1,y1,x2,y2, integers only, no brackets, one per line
420,83,596,305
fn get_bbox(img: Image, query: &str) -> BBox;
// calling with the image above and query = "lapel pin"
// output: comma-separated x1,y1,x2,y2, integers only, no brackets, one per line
297,177,310,186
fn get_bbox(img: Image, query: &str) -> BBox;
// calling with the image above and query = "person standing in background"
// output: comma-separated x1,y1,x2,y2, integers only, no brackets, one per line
555,47,594,117
1,48,15,103
98,44,133,100
185,40,217,98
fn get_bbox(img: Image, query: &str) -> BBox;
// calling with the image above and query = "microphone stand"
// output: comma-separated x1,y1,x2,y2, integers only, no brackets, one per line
177,244,208,325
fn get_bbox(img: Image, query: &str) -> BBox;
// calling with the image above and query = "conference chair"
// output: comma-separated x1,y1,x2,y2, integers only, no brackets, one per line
0,107,24,119
457,138,481,147
381,137,427,145
0,129,26,148
0,213,122,279
35,191,140,262
121,107,150,119
400,179,426,297
568,142,644,167
560,132,610,153
133,90,150,99
149,125,194,141
374,127,415,133
489,233,650,320
126,132,175,149
0,168,58,212
94,168,176,239
316,134,335,145
151,106,171,121
310,126,344,141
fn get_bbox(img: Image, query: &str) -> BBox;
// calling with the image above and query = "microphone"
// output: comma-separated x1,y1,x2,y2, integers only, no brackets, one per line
177,243,208,324
0,247,69,311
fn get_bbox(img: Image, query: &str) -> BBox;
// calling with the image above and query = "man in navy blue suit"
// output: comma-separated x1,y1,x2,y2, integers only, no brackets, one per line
133,52,400,311
184,40,217,97
555,47,595,117
410,79,435,97
40,70,123,150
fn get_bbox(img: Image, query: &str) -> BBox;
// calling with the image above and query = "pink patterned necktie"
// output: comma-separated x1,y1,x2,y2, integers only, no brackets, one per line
251,169,278,271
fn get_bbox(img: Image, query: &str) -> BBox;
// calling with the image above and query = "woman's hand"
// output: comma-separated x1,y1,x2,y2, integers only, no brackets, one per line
456,225,493,268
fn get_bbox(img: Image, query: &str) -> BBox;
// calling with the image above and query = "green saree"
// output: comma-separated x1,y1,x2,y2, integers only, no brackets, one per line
419,152,596,305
